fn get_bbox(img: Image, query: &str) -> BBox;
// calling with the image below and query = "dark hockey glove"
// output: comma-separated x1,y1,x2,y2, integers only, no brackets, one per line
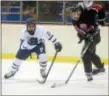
54,42,62,52
28,37,38,45
78,33,93,44
85,33,93,42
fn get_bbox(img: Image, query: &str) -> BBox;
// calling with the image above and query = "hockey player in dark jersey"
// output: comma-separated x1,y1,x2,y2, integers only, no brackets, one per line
69,4,105,81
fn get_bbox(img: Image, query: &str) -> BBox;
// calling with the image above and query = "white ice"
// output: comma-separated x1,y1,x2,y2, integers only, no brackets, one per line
2,59,109,95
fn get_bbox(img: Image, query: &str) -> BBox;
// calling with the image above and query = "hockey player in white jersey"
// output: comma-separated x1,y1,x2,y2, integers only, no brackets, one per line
4,18,62,79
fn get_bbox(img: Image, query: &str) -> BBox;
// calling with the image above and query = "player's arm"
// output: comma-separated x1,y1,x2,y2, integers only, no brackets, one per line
19,28,25,49
43,29,62,52
19,39,24,48
92,4,105,25
74,23,96,43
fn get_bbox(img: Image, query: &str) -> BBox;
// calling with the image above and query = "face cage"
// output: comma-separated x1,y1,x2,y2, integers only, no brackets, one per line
71,10,81,21
27,24,36,35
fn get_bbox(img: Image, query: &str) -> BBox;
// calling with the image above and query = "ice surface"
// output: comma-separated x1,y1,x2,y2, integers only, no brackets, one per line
2,59,109,95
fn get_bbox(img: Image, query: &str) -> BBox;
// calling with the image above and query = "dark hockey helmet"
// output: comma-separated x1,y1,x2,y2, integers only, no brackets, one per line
26,18,36,35
70,4,83,12
69,4,83,21
26,17,36,25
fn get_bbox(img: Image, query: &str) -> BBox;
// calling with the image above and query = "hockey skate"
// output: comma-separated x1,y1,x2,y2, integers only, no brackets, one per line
92,63,105,75
4,71,17,79
86,73,93,81
92,67,105,75
40,69,47,79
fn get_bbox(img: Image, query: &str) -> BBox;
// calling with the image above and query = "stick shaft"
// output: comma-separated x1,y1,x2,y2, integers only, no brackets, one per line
43,52,58,83
65,60,80,84
65,41,92,84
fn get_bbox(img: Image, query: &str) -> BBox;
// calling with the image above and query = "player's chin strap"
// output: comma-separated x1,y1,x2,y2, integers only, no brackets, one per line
37,51,58,84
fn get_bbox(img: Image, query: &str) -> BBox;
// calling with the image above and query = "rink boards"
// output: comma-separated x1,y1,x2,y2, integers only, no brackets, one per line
2,24,109,64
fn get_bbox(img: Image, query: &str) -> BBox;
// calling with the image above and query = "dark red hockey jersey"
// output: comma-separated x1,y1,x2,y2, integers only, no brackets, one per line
72,4,105,38
92,4,105,24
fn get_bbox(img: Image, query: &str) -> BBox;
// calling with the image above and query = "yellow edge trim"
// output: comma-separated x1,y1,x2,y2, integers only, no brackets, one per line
2,53,109,64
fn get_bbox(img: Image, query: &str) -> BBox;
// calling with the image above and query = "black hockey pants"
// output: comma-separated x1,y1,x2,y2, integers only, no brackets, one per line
82,29,103,73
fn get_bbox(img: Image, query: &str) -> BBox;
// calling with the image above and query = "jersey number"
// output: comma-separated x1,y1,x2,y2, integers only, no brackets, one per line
40,47,44,53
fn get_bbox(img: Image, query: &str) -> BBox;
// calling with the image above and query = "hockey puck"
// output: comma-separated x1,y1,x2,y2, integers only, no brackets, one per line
51,83,56,88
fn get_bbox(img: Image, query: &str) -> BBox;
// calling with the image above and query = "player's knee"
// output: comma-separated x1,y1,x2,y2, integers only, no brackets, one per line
94,32,101,44
88,48,95,54
16,49,31,60
39,54,47,69
39,53,48,63
96,37,101,44
13,58,24,66
82,51,91,61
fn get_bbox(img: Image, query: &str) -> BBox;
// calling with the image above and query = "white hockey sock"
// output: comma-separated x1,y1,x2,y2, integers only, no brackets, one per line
39,54,47,71
10,58,23,72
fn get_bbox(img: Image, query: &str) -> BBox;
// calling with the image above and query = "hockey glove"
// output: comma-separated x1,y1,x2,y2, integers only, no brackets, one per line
85,33,93,42
54,42,62,52
78,33,93,44
28,37,38,45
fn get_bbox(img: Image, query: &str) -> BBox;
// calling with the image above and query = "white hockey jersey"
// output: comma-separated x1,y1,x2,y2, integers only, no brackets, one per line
20,25,58,50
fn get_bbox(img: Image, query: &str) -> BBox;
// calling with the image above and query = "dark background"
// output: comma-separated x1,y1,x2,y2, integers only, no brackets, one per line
1,1,109,25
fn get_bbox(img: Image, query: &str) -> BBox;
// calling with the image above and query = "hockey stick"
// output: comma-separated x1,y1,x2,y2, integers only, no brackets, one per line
37,51,58,84
65,40,93,83
51,41,92,88
51,59,80,88
65,60,80,84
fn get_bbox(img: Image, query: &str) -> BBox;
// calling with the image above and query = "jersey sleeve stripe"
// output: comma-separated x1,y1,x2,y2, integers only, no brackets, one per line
52,38,57,43
48,35,54,40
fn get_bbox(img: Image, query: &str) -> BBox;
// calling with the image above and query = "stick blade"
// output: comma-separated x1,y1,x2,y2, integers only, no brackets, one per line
50,82,66,88
36,78,45,84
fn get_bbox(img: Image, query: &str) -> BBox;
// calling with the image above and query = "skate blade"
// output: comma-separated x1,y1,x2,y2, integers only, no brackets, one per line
50,82,66,88
36,78,45,84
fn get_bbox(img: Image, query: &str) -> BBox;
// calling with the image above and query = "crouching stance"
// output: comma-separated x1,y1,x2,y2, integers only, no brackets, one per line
4,18,62,79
